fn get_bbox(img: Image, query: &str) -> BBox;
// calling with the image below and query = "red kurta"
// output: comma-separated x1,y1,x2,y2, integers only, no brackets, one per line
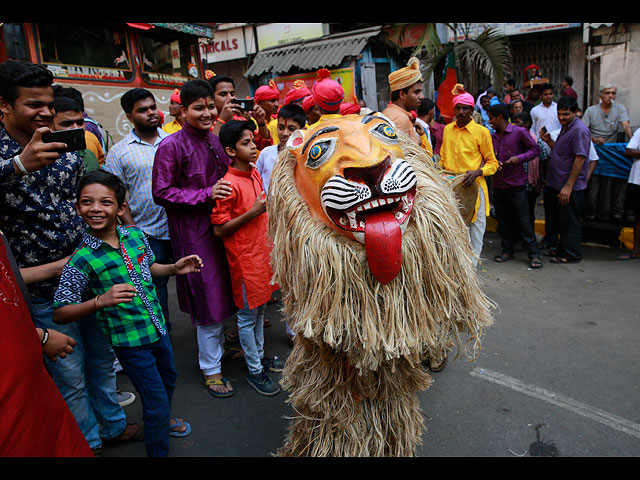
0,237,93,457
210,166,276,310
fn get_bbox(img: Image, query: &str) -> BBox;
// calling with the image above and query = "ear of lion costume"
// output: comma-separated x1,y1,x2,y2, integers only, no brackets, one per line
267,114,494,457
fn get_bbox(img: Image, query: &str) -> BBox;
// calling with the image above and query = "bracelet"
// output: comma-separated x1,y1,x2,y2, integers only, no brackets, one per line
13,154,29,175
257,123,266,128
41,327,49,345
94,294,101,310
216,118,226,125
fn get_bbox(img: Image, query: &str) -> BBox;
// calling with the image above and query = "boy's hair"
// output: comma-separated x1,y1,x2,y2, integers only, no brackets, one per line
0,59,53,105
219,119,255,151
208,75,234,94
487,103,510,121
557,95,579,112
277,103,306,129
563,76,574,86
76,170,127,206
53,84,85,110
180,79,214,108
120,88,154,114
514,111,532,129
53,96,82,114
417,98,435,117
540,83,554,94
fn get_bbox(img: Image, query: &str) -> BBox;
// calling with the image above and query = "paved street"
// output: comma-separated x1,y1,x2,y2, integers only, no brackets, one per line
102,230,640,458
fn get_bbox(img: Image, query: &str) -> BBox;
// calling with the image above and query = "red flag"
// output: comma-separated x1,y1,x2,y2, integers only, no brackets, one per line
436,53,457,122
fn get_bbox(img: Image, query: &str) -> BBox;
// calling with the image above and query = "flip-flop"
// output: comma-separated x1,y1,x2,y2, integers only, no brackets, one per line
169,417,191,437
617,252,639,260
221,347,244,363
530,257,543,269
549,256,580,264
201,376,235,398
494,253,514,263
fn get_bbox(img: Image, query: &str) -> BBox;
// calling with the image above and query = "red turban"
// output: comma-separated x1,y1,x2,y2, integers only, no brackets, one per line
254,79,280,103
285,79,311,105
301,95,316,112
339,95,361,115
170,88,181,104
311,69,344,112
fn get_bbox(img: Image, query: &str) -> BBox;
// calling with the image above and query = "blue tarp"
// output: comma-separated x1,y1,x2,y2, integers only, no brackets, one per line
593,143,634,179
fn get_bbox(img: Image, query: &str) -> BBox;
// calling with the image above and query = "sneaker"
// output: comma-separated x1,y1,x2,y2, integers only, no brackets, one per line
247,371,280,396
117,391,136,407
261,355,285,372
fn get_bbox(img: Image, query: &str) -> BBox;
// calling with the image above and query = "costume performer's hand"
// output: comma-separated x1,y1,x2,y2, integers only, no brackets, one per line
462,169,482,187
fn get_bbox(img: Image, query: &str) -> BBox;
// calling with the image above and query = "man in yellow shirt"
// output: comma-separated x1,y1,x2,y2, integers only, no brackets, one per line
162,89,184,134
439,84,499,266
254,80,280,145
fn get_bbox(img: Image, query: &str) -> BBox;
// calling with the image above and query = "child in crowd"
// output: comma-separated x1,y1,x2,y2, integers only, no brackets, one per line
52,170,202,457
255,104,306,345
255,103,306,194
212,120,284,396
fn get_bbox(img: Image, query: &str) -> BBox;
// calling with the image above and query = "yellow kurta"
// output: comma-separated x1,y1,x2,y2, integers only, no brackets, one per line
306,113,343,130
266,116,279,145
439,119,498,222
162,119,183,134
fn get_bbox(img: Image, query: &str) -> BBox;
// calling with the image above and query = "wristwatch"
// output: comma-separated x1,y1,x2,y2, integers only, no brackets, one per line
41,327,49,345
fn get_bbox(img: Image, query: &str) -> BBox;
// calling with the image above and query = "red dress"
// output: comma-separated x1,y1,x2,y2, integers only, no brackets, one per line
210,166,277,310
0,236,93,457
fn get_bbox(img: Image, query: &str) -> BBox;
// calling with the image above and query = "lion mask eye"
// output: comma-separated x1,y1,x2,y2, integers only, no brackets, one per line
371,122,398,143
306,138,337,169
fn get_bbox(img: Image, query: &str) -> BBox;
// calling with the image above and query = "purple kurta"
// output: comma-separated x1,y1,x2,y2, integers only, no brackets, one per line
152,122,236,325
491,123,540,189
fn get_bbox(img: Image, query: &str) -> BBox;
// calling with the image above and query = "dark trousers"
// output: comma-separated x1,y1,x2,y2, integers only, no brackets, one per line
542,185,559,249
113,333,177,457
546,187,585,261
494,185,540,258
146,237,173,331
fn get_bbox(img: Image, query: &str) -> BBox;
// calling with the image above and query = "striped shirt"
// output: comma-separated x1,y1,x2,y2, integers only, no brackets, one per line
53,225,167,347
103,128,170,240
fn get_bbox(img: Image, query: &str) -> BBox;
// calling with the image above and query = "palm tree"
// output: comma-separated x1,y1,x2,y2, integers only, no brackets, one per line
408,23,512,98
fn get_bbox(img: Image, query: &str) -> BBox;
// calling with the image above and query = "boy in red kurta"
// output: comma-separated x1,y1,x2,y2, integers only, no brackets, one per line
211,120,283,396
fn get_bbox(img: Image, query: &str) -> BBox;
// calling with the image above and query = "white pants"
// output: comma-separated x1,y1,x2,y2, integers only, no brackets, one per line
196,322,225,376
469,191,486,267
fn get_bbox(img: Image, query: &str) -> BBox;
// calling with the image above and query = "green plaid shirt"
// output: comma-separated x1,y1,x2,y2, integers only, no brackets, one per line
53,225,167,347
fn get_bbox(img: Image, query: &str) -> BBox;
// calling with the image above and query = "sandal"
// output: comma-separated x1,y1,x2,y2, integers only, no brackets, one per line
169,417,191,437
550,256,580,264
494,253,514,263
429,355,447,373
102,421,144,445
530,257,543,269
225,327,239,344
201,376,235,398
617,252,639,260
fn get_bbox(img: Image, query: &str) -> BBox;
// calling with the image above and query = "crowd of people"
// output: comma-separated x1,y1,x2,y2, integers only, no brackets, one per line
1,55,638,457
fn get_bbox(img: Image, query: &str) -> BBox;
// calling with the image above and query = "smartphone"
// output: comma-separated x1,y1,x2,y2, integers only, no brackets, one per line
42,128,86,153
235,98,254,112
541,126,548,134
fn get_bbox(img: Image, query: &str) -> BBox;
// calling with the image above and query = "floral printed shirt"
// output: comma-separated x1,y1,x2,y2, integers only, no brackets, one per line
0,126,85,300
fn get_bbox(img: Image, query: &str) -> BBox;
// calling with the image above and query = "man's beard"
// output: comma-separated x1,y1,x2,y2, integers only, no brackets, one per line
136,121,159,134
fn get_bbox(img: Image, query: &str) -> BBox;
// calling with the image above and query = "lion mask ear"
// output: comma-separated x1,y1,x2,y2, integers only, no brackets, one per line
287,129,306,152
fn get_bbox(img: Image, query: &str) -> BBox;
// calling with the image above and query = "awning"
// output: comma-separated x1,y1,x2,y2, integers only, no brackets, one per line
245,26,382,77
150,23,216,39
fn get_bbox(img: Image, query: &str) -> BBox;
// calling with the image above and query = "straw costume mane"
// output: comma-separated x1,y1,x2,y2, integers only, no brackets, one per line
268,114,494,456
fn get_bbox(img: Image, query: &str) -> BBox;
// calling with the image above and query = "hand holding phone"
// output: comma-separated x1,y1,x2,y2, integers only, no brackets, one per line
42,127,86,153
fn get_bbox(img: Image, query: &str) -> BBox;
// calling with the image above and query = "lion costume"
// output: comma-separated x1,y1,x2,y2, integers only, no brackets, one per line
267,114,494,456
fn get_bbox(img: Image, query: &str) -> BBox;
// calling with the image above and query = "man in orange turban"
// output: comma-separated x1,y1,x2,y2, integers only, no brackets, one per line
309,69,344,128
162,88,184,134
382,57,424,144
301,95,321,127
284,79,311,106
254,79,280,144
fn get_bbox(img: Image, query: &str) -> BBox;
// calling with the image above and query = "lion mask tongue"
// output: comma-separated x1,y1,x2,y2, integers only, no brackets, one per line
363,209,402,284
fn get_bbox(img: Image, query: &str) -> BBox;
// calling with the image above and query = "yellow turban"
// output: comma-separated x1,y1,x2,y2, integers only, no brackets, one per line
388,57,423,92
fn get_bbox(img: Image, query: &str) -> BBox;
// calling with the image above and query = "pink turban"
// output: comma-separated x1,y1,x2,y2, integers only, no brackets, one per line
254,79,280,103
312,68,344,112
301,94,316,112
170,88,181,104
451,83,475,108
339,95,361,115
285,79,311,105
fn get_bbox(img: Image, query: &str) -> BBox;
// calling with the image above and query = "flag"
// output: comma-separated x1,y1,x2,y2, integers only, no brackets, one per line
435,52,457,121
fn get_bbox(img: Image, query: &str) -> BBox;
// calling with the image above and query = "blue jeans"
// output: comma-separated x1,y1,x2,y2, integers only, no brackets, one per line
146,237,173,331
113,333,177,457
31,297,126,449
236,283,266,375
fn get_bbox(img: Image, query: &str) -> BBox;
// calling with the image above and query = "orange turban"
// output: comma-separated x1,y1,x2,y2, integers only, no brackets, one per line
301,94,316,112
451,83,475,108
255,79,280,103
204,70,216,80
388,57,423,92
311,68,344,112
285,79,311,105
170,88,181,104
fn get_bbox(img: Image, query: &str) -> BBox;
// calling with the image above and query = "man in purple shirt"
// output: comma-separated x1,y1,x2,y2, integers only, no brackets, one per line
488,103,542,268
152,79,238,397
539,96,591,263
